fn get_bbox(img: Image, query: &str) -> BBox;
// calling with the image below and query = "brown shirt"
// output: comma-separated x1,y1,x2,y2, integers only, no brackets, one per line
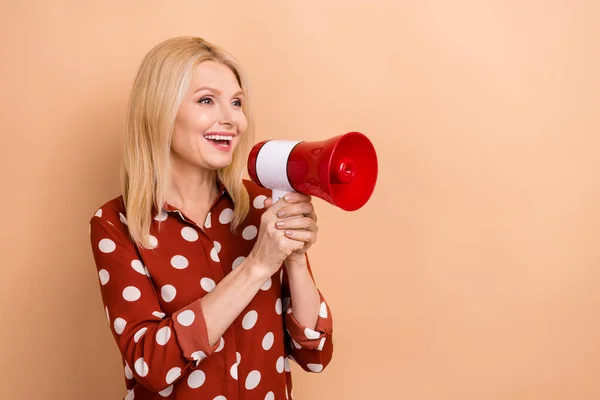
89,179,333,400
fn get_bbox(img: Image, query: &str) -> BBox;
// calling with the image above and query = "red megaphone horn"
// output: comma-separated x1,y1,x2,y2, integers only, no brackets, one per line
247,132,378,211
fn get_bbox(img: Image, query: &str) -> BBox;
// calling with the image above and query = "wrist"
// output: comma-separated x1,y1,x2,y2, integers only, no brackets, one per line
284,253,308,270
244,253,275,282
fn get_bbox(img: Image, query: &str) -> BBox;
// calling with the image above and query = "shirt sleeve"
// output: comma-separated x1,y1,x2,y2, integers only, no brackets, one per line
89,213,220,393
281,254,334,373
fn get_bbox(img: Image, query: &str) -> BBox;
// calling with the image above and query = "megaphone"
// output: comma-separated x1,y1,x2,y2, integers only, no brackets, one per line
247,132,378,211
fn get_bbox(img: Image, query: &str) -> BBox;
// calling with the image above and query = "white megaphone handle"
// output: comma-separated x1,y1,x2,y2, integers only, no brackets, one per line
271,189,291,203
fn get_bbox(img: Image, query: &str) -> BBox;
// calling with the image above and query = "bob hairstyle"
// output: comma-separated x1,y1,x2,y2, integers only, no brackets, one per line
120,36,254,249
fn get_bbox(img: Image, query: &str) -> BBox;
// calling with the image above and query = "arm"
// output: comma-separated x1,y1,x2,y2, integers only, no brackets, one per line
89,215,270,392
281,254,334,373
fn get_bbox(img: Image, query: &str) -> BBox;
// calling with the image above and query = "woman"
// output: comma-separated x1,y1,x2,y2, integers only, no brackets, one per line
89,36,333,400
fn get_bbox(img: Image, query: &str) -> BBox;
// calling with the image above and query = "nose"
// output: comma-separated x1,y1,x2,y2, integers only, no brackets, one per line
219,103,235,127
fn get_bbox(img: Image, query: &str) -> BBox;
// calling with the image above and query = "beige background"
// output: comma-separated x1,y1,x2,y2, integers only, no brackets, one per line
2,1,600,399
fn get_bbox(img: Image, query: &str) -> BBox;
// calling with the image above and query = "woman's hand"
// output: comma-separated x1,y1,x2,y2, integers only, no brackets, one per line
247,193,314,276
268,192,319,266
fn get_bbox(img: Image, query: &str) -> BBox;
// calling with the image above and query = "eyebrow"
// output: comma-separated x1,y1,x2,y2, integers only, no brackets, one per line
193,86,244,97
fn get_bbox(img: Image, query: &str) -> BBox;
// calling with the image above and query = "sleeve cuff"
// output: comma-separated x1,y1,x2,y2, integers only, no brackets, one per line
171,298,221,365
284,291,333,351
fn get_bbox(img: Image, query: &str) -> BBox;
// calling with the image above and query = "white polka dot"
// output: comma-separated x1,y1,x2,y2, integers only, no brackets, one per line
276,356,285,373
242,310,258,330
285,357,291,372
177,310,195,327
253,195,267,209
260,277,272,291
114,318,126,335
123,286,141,302
304,328,320,340
210,241,221,262
232,256,245,270
148,235,158,248
275,298,283,315
98,269,110,285
144,266,151,277
187,370,206,389
236,351,241,363
161,285,177,302
94,208,102,217
131,260,146,275
166,367,181,384
230,362,238,380
155,210,168,221
214,396,227,400
156,326,171,345
152,311,166,319
134,327,147,342
191,351,206,365
134,358,149,377
171,255,189,269
99,239,116,253
219,208,234,224
318,337,326,351
265,392,274,400
119,213,128,225
319,302,328,318
215,337,225,352
124,363,133,379
159,385,173,397
181,226,198,241
262,332,274,350
125,389,134,400
242,225,258,240
201,277,216,292
307,363,323,372
292,338,302,349
245,370,261,390
204,212,212,229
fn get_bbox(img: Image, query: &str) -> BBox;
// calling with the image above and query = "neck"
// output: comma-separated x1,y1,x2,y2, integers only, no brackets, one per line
166,157,219,211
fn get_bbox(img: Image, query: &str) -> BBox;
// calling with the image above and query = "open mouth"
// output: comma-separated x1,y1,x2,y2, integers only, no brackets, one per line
204,134,233,149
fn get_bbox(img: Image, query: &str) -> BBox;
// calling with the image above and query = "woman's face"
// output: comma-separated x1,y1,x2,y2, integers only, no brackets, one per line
171,60,248,172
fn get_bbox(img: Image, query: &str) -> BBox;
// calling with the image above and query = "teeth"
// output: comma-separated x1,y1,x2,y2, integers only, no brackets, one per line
205,135,232,141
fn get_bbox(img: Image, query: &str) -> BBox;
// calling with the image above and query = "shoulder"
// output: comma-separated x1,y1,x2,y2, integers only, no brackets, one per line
88,195,127,228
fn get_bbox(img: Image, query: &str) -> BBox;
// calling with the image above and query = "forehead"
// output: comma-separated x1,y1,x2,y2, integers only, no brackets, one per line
190,60,241,92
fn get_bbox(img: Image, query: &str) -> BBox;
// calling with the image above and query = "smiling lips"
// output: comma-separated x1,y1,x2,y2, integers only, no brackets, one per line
204,133,234,152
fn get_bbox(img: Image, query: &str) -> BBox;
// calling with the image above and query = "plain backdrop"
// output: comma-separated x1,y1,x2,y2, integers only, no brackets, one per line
1,1,600,399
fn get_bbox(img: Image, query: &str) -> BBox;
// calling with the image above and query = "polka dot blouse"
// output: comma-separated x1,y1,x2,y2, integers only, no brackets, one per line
89,179,334,400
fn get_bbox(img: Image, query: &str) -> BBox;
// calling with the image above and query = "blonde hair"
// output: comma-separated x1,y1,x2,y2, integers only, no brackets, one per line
121,36,253,249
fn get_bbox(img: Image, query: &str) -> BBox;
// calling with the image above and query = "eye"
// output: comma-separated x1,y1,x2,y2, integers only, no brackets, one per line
198,97,213,104
232,99,243,107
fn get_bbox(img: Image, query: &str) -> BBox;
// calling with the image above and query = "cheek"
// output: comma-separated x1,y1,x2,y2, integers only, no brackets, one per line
237,113,249,133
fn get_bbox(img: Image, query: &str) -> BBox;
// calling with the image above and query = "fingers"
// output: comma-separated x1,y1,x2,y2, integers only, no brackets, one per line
275,217,317,231
263,192,316,221
276,202,316,220
283,229,315,244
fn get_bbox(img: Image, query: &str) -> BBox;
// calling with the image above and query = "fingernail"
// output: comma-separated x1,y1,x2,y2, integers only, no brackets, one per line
278,210,286,217
276,221,284,227
285,230,293,236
